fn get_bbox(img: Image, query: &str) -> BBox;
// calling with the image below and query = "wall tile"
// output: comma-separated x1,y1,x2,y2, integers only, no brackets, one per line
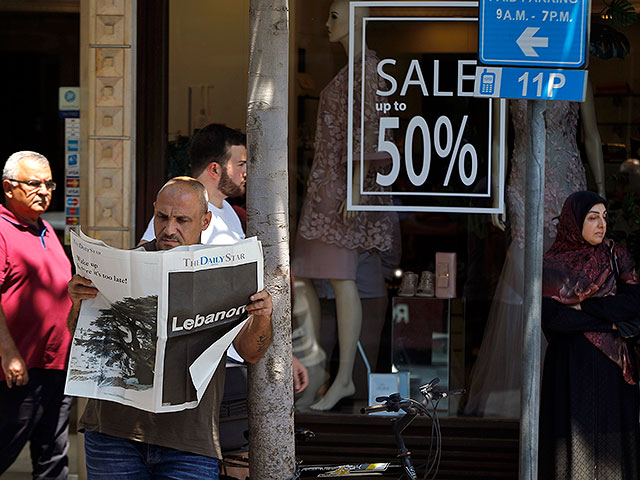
95,107,124,136
96,0,125,15
93,139,124,168
94,197,123,228
95,48,124,77
95,15,125,45
94,167,123,198
96,77,124,107
91,229,124,247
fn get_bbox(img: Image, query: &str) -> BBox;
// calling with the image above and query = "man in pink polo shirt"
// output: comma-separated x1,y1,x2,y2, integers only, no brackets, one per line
0,151,72,480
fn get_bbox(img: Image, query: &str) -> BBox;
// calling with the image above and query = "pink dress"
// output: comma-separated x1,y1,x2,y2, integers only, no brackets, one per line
293,50,392,280
465,100,587,417
507,100,587,248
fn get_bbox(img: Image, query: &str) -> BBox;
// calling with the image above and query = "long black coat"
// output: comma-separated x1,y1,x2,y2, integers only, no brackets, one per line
539,284,640,480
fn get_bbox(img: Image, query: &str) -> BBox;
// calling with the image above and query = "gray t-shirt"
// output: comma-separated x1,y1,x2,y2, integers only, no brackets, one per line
79,359,226,459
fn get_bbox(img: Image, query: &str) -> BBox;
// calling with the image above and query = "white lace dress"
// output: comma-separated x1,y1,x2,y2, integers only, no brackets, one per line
464,100,587,417
292,50,392,280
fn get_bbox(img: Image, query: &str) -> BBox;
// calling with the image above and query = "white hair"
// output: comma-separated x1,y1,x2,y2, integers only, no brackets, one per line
2,151,50,180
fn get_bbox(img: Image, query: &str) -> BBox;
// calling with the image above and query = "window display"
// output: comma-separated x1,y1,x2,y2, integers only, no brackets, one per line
465,87,605,418
291,0,394,411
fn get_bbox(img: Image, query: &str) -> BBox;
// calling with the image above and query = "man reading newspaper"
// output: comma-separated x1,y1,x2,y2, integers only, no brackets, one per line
67,177,272,479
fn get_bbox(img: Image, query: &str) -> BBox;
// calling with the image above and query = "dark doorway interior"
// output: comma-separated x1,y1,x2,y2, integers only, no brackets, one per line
0,12,79,211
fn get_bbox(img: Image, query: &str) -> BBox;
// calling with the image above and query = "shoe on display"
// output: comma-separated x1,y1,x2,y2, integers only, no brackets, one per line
416,271,435,297
398,271,418,297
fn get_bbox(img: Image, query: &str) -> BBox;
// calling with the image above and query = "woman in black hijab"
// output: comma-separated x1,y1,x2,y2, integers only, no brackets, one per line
540,191,640,479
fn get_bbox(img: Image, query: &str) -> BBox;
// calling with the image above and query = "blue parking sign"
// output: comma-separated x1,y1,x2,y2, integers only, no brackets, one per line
479,0,589,68
474,66,588,101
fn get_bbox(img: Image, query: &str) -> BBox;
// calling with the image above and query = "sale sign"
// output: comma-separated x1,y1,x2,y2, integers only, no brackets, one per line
346,1,505,214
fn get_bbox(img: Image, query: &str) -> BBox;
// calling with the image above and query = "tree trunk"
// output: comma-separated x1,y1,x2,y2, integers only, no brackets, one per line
245,1,294,479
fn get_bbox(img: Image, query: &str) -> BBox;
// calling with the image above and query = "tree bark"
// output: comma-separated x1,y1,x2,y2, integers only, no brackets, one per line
245,1,294,479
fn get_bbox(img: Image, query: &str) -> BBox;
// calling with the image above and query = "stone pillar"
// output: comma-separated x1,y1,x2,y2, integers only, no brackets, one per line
81,0,136,249
77,1,136,478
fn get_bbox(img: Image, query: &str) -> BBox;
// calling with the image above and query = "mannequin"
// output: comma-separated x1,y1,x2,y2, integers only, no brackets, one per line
490,81,606,229
292,0,392,411
465,81,606,417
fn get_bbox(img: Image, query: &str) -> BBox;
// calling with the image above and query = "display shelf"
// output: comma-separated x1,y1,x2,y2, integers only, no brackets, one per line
391,296,465,415
594,93,640,155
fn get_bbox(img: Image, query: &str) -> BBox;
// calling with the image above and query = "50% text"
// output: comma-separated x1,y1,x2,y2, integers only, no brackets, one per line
376,115,478,188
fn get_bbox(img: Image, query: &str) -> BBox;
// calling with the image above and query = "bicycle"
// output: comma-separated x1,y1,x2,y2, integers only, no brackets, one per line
290,378,465,479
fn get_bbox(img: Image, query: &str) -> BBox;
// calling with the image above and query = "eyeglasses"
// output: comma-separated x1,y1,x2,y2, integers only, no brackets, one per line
7,179,57,191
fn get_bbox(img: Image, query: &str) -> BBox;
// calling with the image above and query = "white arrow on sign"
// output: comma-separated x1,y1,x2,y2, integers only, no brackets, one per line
516,27,548,57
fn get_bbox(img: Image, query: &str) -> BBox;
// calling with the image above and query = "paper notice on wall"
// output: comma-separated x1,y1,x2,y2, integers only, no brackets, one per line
65,229,263,413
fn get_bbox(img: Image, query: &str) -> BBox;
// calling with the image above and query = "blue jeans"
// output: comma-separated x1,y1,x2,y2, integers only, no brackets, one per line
0,368,71,480
84,431,220,480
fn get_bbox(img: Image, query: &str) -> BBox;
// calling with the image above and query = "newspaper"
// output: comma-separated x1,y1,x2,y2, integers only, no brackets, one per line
65,229,263,413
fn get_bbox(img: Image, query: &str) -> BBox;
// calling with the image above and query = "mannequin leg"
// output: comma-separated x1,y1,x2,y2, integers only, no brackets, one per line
298,277,322,341
310,279,362,411
293,277,328,408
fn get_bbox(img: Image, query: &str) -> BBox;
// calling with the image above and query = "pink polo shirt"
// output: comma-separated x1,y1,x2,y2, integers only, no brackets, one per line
0,204,72,380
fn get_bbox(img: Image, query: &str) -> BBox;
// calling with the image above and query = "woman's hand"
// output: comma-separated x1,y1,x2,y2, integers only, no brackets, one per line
491,213,506,231
292,355,309,393
338,185,360,223
338,199,359,223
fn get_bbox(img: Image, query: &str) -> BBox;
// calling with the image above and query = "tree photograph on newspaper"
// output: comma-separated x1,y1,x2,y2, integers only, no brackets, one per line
70,294,158,389
65,229,264,413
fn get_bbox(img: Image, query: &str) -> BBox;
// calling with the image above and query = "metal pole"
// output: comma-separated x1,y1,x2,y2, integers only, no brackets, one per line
520,99,546,480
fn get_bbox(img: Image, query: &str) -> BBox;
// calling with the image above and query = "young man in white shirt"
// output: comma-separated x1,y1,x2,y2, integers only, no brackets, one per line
141,124,247,246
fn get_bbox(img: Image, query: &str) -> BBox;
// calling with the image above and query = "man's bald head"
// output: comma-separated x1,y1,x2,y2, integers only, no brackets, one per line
153,177,211,250
158,176,209,215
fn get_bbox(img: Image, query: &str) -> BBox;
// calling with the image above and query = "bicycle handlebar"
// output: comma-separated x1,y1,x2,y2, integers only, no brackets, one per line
361,378,466,415
423,388,466,401
360,403,392,414
362,397,428,415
